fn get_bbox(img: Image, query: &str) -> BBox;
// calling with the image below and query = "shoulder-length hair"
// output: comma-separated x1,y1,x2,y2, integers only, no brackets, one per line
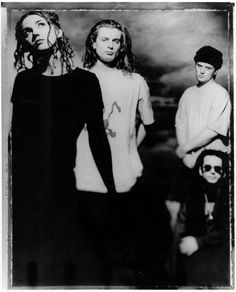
83,19,135,73
14,10,74,73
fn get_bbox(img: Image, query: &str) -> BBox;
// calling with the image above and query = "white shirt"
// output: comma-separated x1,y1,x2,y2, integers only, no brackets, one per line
175,79,231,165
74,68,154,193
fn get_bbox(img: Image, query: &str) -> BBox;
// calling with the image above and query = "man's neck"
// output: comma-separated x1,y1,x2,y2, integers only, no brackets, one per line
197,78,215,88
94,59,118,72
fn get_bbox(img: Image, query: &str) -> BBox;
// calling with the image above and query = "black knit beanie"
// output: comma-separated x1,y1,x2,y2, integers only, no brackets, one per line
194,46,223,70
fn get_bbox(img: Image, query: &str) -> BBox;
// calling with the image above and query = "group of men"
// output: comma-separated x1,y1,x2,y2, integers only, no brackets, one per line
165,45,231,287
10,10,231,288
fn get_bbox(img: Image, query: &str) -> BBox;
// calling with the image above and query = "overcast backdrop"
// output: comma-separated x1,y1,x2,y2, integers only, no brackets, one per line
4,2,233,98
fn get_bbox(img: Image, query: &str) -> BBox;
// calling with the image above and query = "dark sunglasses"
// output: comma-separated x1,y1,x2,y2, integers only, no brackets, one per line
203,164,222,174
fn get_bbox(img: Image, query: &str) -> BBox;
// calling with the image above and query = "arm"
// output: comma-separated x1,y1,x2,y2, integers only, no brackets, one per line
165,200,181,231
87,123,116,194
177,89,231,159
137,76,154,147
136,123,146,148
176,127,217,158
181,188,229,255
177,192,199,256
136,123,155,148
176,123,186,148
179,224,225,257
196,192,229,249
86,75,116,194
175,94,187,148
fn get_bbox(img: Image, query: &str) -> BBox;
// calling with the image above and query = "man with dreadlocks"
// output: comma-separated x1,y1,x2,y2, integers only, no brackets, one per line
74,20,155,284
11,11,116,285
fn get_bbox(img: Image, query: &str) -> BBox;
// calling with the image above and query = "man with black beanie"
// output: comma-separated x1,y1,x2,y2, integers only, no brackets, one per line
165,45,231,230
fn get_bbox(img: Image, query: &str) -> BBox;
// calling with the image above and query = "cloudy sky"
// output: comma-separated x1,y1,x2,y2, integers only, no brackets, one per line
4,2,233,100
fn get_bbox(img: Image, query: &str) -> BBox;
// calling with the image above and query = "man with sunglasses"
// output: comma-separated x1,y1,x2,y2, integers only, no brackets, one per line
169,150,230,286
166,46,231,230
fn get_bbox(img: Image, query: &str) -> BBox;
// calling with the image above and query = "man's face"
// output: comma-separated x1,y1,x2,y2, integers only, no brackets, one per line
195,62,217,85
92,27,122,64
22,14,61,50
199,155,223,184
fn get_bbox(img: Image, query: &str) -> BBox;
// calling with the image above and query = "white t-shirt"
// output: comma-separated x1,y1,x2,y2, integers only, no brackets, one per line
74,68,154,193
175,79,231,165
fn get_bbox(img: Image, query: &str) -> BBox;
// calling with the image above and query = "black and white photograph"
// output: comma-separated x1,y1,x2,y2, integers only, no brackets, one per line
1,1,234,289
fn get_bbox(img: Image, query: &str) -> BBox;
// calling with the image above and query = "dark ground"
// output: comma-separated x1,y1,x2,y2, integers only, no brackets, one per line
11,106,181,289
11,103,233,289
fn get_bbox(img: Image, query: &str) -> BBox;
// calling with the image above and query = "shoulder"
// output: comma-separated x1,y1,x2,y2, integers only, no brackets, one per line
11,69,35,102
131,72,146,83
204,81,231,108
179,85,196,103
73,67,98,83
211,81,229,99
70,68,102,99
183,85,196,95
73,68,103,107
13,69,37,92
129,73,149,90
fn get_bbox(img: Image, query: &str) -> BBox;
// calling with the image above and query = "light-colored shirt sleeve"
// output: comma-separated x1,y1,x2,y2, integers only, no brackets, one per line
138,77,154,125
207,90,231,136
175,90,188,128
175,91,188,146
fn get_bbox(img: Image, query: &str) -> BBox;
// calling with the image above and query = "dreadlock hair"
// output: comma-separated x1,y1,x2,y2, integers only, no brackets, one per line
14,10,74,73
83,19,135,73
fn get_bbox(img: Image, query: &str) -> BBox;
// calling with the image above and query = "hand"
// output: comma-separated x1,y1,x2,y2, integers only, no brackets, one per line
179,236,199,256
182,154,196,169
205,139,230,153
176,145,188,159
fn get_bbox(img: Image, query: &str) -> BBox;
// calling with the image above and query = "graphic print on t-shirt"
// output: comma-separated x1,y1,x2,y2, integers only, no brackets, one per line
104,101,121,138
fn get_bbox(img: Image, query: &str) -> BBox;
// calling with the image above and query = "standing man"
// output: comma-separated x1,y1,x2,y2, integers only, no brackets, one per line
11,11,115,285
165,46,231,230
74,19,155,283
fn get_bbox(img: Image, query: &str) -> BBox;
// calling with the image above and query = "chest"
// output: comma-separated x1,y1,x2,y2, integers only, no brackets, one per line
186,91,214,117
96,72,140,111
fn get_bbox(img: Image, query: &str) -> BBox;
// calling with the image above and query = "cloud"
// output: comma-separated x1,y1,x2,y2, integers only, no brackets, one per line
128,10,229,95
59,9,229,95
130,10,228,67
10,6,230,97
